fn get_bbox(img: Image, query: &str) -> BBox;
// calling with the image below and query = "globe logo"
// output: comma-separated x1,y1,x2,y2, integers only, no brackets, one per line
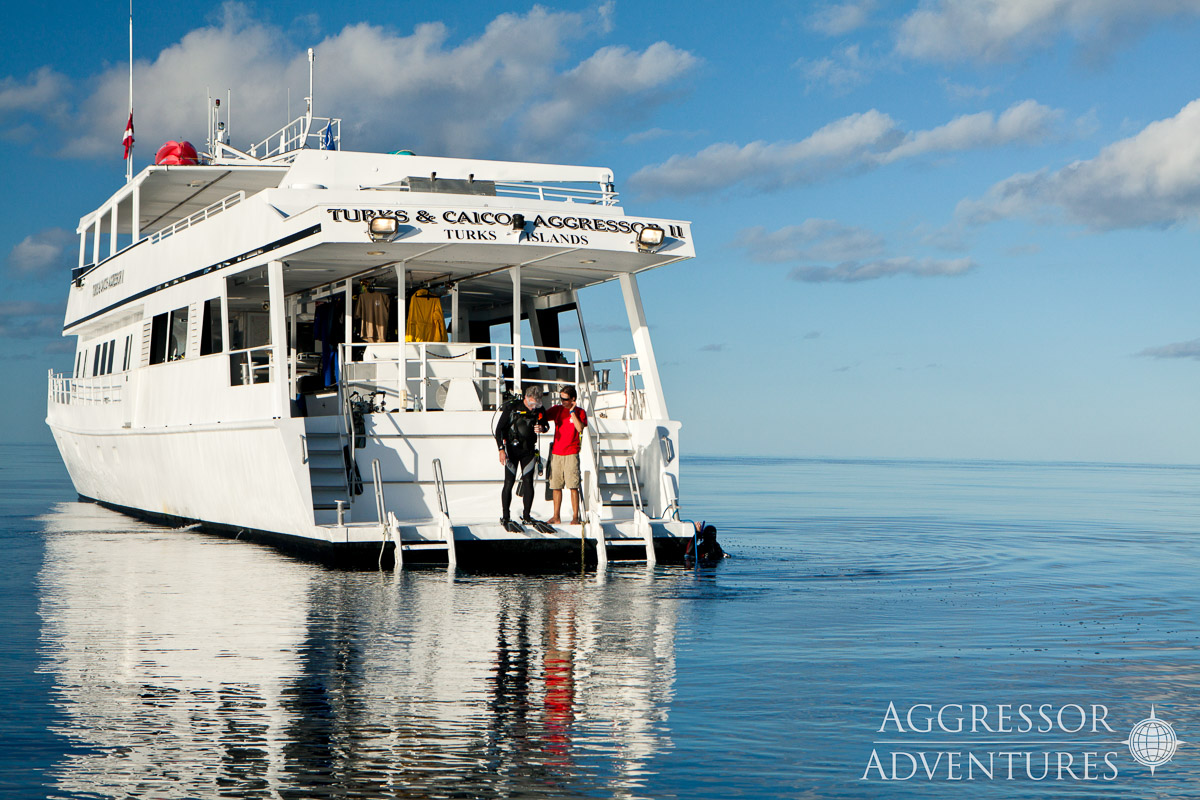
1127,707,1180,775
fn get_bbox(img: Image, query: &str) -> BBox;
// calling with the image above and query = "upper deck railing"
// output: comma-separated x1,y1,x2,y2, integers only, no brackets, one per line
248,116,340,160
149,191,246,244
364,180,619,206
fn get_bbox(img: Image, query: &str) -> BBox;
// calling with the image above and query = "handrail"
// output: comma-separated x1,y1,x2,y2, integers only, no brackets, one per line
47,372,124,405
337,378,353,502
371,458,386,524
363,179,618,206
149,191,245,244
248,115,340,159
432,458,457,566
228,345,273,386
625,456,644,514
432,458,449,517
661,471,680,521
338,341,581,411
493,181,618,206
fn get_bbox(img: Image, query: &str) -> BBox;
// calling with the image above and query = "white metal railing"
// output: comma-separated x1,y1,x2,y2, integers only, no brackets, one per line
249,115,339,159
149,191,245,244
336,341,581,411
494,181,618,206
47,372,124,405
625,456,644,513
590,354,645,420
228,345,273,386
364,180,618,206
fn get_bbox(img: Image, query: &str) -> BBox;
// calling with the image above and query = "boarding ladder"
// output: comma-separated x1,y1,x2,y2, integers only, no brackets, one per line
581,392,655,565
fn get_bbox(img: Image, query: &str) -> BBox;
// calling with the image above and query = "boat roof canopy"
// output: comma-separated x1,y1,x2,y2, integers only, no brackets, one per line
276,240,688,305
80,150,617,238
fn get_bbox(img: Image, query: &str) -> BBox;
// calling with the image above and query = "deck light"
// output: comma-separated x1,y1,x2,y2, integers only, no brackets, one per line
367,215,400,242
636,225,665,252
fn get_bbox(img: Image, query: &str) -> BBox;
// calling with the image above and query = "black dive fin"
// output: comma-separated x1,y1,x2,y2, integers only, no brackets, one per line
527,518,556,534
503,518,525,533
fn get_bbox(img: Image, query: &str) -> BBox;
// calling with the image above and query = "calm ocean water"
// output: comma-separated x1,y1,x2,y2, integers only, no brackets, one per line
4,443,1200,798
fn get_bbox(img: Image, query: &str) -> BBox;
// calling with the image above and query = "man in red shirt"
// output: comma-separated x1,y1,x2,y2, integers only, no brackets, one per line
546,385,588,525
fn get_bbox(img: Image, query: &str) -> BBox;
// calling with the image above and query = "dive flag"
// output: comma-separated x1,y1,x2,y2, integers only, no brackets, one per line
321,120,336,151
123,112,135,159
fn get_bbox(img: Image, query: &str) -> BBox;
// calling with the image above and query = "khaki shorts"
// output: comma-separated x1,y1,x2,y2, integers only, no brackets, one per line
549,453,581,490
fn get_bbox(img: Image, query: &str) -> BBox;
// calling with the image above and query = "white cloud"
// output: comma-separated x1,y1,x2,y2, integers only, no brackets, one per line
57,4,697,162
734,219,973,283
796,44,874,93
7,227,73,277
520,42,698,152
0,66,67,115
0,300,64,339
789,257,976,282
1138,339,1200,359
880,100,1058,163
808,2,877,36
961,99,1200,230
897,0,1200,63
632,100,1059,197
733,220,885,262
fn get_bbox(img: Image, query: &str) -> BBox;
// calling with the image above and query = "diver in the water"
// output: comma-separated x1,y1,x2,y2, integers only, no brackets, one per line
495,385,552,533
685,520,725,563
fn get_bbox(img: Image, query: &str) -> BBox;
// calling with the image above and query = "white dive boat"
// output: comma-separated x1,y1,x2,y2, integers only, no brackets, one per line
46,94,695,567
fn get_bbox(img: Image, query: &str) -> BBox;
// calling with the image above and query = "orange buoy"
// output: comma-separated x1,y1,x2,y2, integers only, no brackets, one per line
154,141,199,165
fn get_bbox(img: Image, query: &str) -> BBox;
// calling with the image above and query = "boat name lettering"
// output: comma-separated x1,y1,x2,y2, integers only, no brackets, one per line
526,232,589,246
445,228,499,241
92,270,124,296
327,207,684,239
327,208,411,223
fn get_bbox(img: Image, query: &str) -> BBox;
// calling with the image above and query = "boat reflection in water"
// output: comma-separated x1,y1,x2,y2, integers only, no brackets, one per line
37,501,681,798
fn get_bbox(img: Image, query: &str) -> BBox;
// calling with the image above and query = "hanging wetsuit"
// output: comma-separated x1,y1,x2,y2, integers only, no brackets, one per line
313,295,345,388
494,397,546,523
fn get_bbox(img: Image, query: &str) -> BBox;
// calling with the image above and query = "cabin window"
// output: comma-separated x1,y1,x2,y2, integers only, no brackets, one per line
93,345,102,376
226,274,272,386
168,307,189,360
149,313,168,364
122,336,132,371
199,298,222,355
74,351,82,379
106,339,116,374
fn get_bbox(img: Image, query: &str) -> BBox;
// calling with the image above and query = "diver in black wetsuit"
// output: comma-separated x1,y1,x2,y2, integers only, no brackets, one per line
495,385,549,531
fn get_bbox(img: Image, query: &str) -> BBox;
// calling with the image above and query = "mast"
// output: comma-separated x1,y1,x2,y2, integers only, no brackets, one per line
125,0,134,183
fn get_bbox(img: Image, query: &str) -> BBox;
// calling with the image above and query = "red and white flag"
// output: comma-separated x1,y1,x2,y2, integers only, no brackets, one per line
123,112,134,159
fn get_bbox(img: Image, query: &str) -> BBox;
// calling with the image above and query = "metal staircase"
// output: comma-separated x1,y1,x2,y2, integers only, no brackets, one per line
304,421,352,525
594,429,639,511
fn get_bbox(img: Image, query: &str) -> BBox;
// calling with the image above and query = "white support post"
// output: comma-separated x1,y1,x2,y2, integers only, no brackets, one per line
343,279,353,352
618,272,669,419
268,260,287,418
220,284,230,358
395,262,407,410
511,265,522,392
572,290,594,366
110,204,118,257
77,230,86,270
131,187,140,243
450,284,460,343
90,220,99,265
288,294,299,401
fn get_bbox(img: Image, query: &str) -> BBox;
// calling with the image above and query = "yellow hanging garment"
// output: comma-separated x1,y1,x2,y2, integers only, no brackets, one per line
405,289,447,342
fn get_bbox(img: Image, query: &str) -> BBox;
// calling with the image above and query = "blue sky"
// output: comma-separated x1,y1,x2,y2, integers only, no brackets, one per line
5,1,1200,462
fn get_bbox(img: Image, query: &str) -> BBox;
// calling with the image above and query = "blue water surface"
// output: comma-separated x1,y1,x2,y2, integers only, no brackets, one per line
4,445,1200,798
